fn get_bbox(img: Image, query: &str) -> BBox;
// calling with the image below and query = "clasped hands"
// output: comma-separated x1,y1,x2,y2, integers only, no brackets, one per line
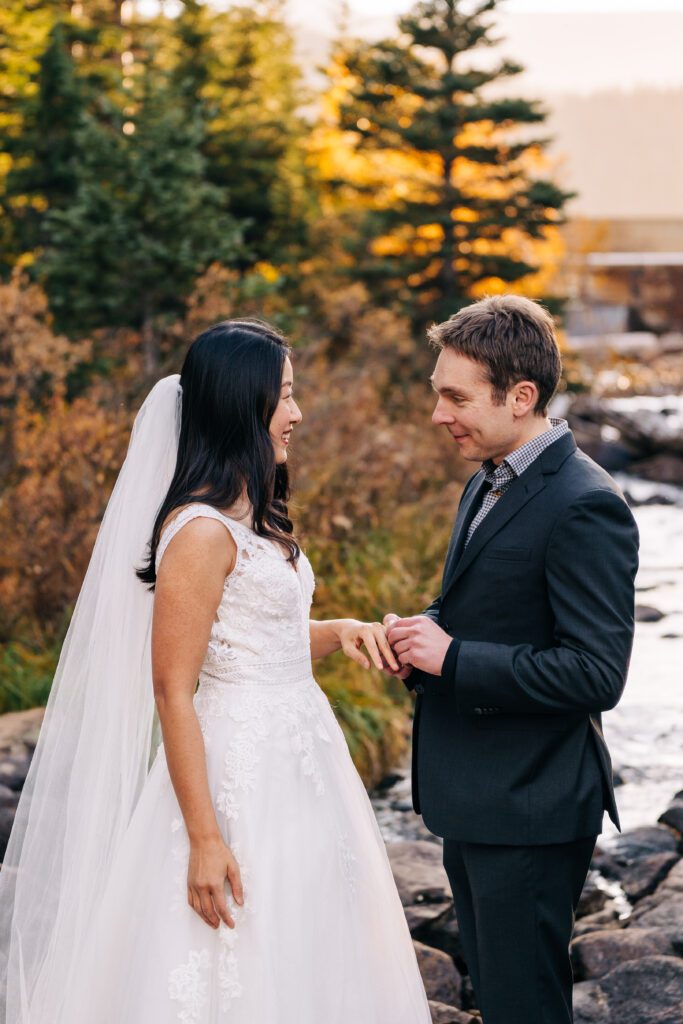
337,614,452,679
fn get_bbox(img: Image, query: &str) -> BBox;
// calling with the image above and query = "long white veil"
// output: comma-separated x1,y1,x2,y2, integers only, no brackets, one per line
0,374,182,1023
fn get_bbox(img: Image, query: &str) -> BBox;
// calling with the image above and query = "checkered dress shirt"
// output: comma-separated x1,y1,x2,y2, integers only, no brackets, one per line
465,418,570,546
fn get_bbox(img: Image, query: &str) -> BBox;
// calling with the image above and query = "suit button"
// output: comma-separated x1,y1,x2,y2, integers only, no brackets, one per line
415,684,425,694
474,707,483,715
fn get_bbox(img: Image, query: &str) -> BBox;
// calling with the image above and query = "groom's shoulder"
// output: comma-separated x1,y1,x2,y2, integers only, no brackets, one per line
553,440,633,515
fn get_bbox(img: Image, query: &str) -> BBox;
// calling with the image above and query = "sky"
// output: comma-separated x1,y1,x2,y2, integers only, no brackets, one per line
287,1,683,93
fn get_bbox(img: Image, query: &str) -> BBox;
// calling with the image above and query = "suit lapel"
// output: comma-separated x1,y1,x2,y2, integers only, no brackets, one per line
442,468,545,598
441,471,488,588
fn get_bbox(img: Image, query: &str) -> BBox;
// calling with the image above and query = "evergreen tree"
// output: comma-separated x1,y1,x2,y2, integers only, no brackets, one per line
41,65,244,375
331,0,573,323
2,22,85,269
185,1,312,267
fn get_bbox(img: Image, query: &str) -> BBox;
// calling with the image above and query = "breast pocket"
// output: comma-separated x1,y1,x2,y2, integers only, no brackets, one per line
484,545,532,562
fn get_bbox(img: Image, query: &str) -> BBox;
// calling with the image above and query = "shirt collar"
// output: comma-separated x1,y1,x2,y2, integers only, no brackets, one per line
482,417,569,480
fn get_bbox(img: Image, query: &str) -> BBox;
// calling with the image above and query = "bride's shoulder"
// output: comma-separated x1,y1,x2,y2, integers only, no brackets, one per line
156,503,239,574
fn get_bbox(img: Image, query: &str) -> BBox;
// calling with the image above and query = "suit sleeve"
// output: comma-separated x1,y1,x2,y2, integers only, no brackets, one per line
447,488,639,715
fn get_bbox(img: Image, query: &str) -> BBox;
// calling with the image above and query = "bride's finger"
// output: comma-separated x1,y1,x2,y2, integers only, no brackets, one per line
227,861,244,907
198,888,220,928
373,624,399,671
341,637,370,670
210,883,234,929
359,626,384,671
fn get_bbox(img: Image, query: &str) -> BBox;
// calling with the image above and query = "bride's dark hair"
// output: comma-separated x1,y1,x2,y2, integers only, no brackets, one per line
137,317,300,587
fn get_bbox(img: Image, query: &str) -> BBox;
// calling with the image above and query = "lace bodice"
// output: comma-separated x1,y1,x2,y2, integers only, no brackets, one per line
156,504,315,686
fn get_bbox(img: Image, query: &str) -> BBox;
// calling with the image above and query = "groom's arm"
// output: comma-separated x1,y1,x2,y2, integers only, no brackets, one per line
449,488,639,715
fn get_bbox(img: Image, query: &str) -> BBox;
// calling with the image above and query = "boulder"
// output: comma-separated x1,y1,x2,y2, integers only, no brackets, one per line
0,707,44,756
0,805,16,862
387,840,451,907
657,858,683,895
609,826,679,865
0,754,31,792
0,783,19,810
572,980,610,1023
627,454,683,485
404,901,453,935
572,906,622,939
413,941,462,1007
577,875,609,918
635,605,667,622
598,955,683,1022
571,928,674,981
428,1001,478,1024
574,956,683,1022
659,800,683,836
631,893,683,930
410,901,464,964
620,852,680,903
590,844,623,879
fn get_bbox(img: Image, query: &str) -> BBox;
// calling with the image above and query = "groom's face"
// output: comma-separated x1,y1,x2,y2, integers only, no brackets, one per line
430,348,520,465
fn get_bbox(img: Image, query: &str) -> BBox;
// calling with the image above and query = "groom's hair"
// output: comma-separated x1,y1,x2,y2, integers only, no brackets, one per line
427,295,562,416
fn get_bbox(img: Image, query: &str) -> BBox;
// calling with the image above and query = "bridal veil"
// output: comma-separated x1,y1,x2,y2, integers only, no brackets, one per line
0,374,181,1022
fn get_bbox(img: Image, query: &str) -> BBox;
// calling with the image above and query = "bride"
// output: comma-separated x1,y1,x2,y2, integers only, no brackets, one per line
0,318,432,1023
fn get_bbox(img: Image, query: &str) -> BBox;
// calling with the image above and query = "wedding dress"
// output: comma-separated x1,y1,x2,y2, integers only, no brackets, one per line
58,503,432,1023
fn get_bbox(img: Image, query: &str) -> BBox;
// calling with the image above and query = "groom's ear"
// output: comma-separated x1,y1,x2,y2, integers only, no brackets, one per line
510,380,539,418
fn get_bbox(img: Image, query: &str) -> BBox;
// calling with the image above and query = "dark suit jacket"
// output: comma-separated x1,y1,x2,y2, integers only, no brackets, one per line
408,430,639,845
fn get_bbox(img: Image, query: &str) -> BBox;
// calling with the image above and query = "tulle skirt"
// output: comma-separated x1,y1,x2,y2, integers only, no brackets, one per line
59,674,432,1023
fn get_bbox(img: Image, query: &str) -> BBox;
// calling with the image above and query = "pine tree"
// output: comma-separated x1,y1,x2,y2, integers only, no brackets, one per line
2,21,85,269
193,1,312,267
329,0,573,323
41,65,244,375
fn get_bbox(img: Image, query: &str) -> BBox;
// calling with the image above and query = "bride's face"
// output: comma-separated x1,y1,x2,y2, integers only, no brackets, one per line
269,356,302,464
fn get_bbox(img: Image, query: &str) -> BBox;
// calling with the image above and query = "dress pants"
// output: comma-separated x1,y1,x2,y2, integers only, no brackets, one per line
442,835,597,1024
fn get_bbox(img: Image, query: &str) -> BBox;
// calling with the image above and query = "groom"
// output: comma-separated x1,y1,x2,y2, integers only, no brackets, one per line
385,295,639,1024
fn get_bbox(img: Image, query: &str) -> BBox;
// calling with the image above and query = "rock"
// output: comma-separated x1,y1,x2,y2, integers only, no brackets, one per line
577,875,609,918
635,604,667,622
620,852,680,902
404,901,453,934
631,893,683,929
609,825,679,865
657,858,683,895
659,800,683,836
428,1001,477,1024
410,902,464,964
413,941,462,1007
572,906,622,939
590,845,623,879
0,805,16,862
0,707,44,755
571,928,674,981
374,771,404,792
627,454,683,485
0,783,19,809
0,755,31,792
598,955,683,1022
387,841,451,907
390,799,416,812
572,980,609,1023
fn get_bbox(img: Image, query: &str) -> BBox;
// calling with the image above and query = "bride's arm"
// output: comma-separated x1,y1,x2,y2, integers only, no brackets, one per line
152,516,242,930
309,618,399,671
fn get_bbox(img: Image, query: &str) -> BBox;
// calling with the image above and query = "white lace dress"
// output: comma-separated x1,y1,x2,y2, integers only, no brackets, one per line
62,503,432,1024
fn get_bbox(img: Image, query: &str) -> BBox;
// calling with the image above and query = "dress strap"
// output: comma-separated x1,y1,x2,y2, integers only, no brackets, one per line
155,503,250,573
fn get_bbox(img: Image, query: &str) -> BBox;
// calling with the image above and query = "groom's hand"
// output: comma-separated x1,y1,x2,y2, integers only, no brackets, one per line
386,616,452,677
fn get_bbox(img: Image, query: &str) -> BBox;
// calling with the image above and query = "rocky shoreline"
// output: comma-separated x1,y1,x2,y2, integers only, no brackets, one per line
2,709,682,1021
381,783,683,1023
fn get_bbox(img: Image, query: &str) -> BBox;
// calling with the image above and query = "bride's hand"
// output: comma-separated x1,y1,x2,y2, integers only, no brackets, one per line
337,619,400,672
188,835,244,929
